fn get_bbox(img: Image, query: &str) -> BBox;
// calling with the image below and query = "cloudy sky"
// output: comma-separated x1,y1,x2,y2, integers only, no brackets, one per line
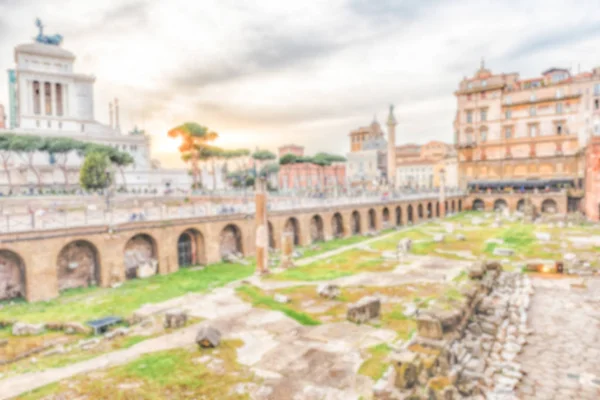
0,0,599,167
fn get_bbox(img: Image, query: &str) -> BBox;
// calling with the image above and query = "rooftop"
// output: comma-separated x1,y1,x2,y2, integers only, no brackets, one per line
15,42,75,61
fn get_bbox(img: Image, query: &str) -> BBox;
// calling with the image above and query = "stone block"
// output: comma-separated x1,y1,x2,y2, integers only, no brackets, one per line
64,322,91,335
12,322,45,336
164,309,188,329
196,325,221,348
392,351,419,389
317,283,340,299
433,234,445,243
493,248,514,257
347,296,381,324
416,316,443,340
274,294,290,304
456,234,466,241
468,262,485,280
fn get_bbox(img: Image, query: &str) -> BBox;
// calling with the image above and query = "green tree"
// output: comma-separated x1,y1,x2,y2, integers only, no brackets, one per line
279,153,297,165
111,151,135,188
46,137,86,189
168,122,218,190
252,149,276,161
0,134,15,192
9,135,47,188
79,152,110,191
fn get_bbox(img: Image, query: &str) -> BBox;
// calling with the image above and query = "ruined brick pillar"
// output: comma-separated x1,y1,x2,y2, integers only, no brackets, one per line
279,232,294,269
255,178,269,275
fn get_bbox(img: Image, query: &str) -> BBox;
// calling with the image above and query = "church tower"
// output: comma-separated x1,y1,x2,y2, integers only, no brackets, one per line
387,104,397,187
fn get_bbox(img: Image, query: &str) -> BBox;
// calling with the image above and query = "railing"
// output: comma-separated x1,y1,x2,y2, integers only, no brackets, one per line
0,190,466,233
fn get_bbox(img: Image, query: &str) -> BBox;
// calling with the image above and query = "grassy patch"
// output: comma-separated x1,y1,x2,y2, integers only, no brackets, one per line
236,285,321,326
0,263,254,324
358,343,391,380
297,235,371,259
18,341,252,400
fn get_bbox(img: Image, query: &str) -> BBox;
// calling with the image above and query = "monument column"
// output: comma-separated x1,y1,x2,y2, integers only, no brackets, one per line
255,177,269,275
439,168,446,218
51,82,56,116
387,104,397,187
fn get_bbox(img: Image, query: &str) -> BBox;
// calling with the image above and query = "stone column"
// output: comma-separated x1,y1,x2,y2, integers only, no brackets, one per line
280,232,294,269
50,82,56,116
439,168,446,218
255,178,269,275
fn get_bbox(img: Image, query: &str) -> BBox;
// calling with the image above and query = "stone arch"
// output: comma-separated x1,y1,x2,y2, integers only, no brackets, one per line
427,202,433,219
516,199,526,212
351,211,361,235
494,199,508,211
436,202,440,217
382,207,390,228
458,199,462,212
125,233,158,280
177,228,206,267
407,204,414,223
451,200,456,213
444,200,449,214
0,249,26,300
57,240,100,291
417,203,424,219
472,198,485,211
220,224,244,258
310,214,325,243
284,217,301,245
395,206,402,226
368,208,377,231
541,199,558,214
331,213,344,238
267,221,276,249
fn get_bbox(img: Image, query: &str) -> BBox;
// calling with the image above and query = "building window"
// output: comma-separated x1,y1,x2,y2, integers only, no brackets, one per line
529,124,537,137
556,89,563,99
480,129,487,142
81,124,85,133
36,120,40,128
467,82,472,89
595,99,599,110
529,106,536,116
466,111,473,123
44,82,52,115
33,81,41,115
594,83,600,96
505,126,512,139
504,96,512,105
480,109,487,122
55,83,63,116
556,123,563,135
47,120,51,128
505,110,512,119
530,93,536,102
481,91,486,99
58,121,62,129
481,80,487,87
556,103,563,114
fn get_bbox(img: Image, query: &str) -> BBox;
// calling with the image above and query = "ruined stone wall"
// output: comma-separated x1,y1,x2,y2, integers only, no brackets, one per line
309,216,324,242
332,214,344,238
124,235,156,280
0,250,25,300
351,212,361,234
284,218,300,245
219,225,242,258
56,241,98,291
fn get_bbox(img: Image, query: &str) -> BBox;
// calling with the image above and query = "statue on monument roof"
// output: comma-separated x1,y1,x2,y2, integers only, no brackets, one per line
34,18,63,46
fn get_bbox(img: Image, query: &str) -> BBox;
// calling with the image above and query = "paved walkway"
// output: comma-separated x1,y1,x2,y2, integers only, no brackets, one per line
517,276,600,400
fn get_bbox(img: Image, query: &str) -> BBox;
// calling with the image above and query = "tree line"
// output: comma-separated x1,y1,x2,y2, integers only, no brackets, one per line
0,134,134,192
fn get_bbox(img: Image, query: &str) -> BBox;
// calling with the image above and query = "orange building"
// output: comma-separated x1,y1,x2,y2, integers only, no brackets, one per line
349,119,385,152
454,61,593,204
278,144,304,158
278,162,346,191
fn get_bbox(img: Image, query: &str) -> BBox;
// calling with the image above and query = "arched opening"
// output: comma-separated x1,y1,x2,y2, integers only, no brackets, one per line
472,198,485,211
220,224,243,258
541,199,558,214
382,207,390,228
0,249,26,300
407,205,414,223
395,206,402,226
444,200,449,214
332,213,344,238
493,199,508,212
516,199,526,212
57,240,100,291
177,229,205,267
351,211,361,235
267,221,275,250
458,199,462,212
427,202,433,219
310,215,325,243
417,204,423,219
284,217,300,245
451,200,456,213
368,209,377,231
125,234,158,280
436,202,440,217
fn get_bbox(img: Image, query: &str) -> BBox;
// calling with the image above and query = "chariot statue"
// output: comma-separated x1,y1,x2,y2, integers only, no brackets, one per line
34,18,63,46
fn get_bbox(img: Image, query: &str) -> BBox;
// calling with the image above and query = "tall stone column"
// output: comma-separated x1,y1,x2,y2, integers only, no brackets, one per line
440,168,446,218
255,177,269,275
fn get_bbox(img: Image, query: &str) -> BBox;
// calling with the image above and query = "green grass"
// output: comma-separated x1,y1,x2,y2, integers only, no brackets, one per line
236,285,321,326
297,235,371,258
0,263,254,324
19,341,251,400
358,343,391,380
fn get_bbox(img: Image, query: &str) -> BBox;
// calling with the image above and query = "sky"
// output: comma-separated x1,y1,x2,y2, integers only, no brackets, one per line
0,0,600,167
